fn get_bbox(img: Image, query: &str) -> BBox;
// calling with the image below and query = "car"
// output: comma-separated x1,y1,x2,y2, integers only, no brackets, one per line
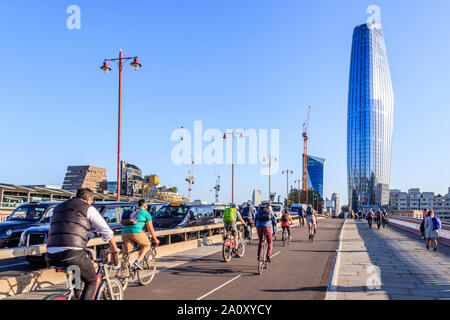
0,202,61,248
19,202,138,266
147,203,165,216
269,202,284,218
152,203,217,242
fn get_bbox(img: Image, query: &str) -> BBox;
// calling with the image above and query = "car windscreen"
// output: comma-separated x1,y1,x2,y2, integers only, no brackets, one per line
272,205,282,212
154,205,188,219
8,205,47,221
290,207,301,212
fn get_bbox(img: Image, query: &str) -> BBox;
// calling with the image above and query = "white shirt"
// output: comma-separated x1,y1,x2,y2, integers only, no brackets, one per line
47,206,114,254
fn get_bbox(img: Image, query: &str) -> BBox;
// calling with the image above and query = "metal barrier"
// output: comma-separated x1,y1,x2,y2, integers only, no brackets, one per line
0,216,302,261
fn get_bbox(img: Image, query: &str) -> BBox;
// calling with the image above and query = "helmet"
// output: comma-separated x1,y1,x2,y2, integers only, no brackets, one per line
247,201,252,206
231,203,236,208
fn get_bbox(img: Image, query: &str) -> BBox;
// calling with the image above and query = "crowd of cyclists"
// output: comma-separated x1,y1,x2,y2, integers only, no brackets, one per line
44,187,319,300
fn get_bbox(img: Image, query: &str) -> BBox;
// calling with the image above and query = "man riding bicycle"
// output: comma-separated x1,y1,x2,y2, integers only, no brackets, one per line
306,204,318,240
255,203,277,263
281,208,293,240
46,188,120,300
121,199,160,270
240,201,256,240
223,204,246,255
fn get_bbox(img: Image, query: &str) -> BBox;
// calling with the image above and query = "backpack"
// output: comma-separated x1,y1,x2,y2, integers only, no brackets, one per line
258,208,271,222
368,211,374,218
281,213,288,223
432,217,441,231
121,208,140,226
306,207,313,216
223,208,237,223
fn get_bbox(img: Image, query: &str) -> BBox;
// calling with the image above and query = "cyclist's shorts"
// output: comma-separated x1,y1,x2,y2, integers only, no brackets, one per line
122,232,151,252
224,222,238,236
307,216,316,227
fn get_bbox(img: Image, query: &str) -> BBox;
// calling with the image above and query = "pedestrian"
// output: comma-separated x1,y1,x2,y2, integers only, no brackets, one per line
420,209,429,240
375,208,382,230
366,208,374,229
424,210,440,252
381,210,388,228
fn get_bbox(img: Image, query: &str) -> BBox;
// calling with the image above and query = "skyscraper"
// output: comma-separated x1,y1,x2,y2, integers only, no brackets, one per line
303,155,325,198
347,22,394,210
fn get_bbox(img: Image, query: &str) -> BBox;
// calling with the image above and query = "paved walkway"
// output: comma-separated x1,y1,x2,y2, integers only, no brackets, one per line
327,219,450,300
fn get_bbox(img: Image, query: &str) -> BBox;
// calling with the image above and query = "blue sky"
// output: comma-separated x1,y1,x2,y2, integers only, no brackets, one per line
0,0,449,205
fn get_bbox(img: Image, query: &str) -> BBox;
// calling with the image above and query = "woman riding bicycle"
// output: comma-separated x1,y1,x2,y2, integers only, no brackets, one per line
281,208,293,241
255,203,277,263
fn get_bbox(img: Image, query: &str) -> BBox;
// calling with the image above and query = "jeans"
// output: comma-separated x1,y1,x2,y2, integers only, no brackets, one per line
257,227,273,258
46,249,98,300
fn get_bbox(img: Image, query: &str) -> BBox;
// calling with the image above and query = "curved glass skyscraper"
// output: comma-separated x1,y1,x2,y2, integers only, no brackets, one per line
347,23,394,210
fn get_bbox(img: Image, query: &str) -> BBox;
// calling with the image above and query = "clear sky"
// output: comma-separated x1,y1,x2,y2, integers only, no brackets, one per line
1,0,449,205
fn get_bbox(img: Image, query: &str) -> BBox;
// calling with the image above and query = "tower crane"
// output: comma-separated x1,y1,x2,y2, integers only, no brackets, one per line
181,126,195,203
213,163,220,203
302,105,311,205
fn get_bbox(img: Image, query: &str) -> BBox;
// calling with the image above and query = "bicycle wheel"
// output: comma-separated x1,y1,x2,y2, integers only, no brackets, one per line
258,239,267,275
95,278,123,300
282,229,287,247
237,238,245,258
137,250,157,286
115,259,130,291
222,238,232,262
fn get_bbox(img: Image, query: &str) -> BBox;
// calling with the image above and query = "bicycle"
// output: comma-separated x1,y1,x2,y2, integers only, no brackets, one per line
116,241,157,291
257,228,270,275
44,248,123,300
281,227,291,247
222,224,245,262
243,218,254,245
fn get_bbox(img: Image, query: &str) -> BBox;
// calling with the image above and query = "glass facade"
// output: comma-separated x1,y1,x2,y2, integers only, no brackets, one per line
303,155,325,198
347,23,394,211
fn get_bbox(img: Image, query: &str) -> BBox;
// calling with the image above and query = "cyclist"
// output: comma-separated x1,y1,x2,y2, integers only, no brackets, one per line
223,203,246,255
121,199,160,270
255,203,277,263
46,188,120,300
240,201,256,240
306,204,318,240
281,208,293,241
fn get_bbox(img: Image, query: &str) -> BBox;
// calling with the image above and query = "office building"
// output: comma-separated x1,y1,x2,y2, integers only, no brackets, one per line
252,189,262,206
347,22,394,211
303,155,325,198
62,165,107,193
332,193,340,215
120,161,143,196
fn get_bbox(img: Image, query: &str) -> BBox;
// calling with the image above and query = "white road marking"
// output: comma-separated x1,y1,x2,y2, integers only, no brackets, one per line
196,275,242,300
271,251,281,258
325,220,346,300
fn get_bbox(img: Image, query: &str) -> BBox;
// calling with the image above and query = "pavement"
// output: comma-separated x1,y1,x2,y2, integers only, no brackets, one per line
327,219,450,300
6,217,343,300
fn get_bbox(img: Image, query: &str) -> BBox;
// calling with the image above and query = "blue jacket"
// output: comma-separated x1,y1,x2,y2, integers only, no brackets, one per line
255,209,277,233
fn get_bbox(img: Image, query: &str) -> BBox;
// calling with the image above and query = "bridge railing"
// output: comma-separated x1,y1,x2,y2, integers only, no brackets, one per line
0,216,302,261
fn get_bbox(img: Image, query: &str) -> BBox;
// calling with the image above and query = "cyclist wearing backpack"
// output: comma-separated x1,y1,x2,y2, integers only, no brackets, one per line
281,208,293,240
424,210,440,252
306,205,318,240
223,203,246,254
241,201,256,240
255,203,277,263
121,199,160,270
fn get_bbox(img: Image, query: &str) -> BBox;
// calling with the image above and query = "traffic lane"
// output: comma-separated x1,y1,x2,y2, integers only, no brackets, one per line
124,219,342,300
0,257,39,277
203,219,342,300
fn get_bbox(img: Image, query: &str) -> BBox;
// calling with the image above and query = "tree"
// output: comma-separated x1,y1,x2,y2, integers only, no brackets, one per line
341,205,349,213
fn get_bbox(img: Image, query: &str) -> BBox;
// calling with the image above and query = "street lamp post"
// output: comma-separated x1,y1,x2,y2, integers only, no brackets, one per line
100,50,142,201
282,169,293,207
223,130,244,204
262,155,277,204
294,179,301,204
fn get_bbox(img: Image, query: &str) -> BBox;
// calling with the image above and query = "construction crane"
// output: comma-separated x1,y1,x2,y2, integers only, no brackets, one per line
302,105,311,205
213,163,220,203
181,126,195,203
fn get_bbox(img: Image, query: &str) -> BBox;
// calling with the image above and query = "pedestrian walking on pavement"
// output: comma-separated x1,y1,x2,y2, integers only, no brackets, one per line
375,208,382,230
420,209,429,240
424,210,440,252
366,208,374,229
381,210,388,228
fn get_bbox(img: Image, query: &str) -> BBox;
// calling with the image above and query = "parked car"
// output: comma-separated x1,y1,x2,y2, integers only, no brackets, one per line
147,203,165,216
0,202,61,248
19,202,138,266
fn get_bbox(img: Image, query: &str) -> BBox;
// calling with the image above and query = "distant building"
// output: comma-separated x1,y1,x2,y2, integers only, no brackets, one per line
120,161,143,196
144,175,159,186
252,189,262,206
389,187,450,221
62,165,107,193
303,155,325,198
331,193,340,216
